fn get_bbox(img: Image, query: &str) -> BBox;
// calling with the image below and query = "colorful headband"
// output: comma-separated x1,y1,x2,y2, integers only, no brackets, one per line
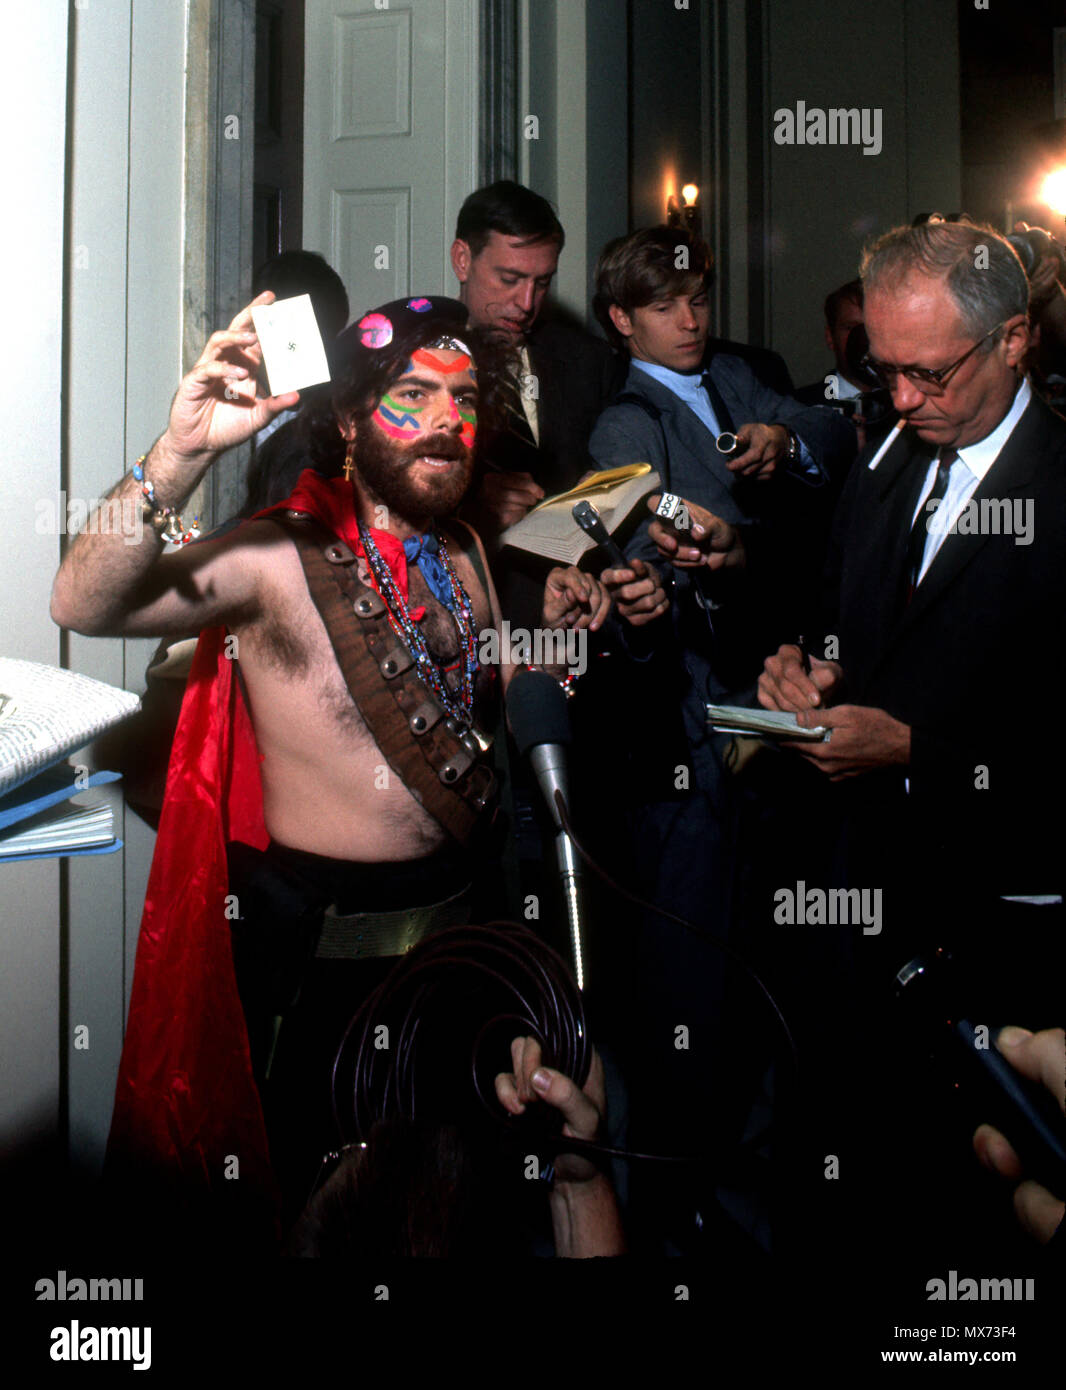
425,334,472,356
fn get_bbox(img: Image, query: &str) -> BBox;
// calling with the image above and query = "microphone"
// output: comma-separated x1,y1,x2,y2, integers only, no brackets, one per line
572,499,629,570
505,667,587,989
895,952,1066,1195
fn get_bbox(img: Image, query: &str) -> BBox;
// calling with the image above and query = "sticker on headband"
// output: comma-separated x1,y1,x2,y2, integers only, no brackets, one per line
358,312,393,349
407,298,433,313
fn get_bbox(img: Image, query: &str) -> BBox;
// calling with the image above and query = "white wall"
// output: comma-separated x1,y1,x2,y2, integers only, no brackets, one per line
0,0,69,1173
0,0,189,1181
64,0,188,1179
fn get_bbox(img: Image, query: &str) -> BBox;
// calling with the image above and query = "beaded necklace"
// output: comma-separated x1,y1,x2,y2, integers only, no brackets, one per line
357,520,480,724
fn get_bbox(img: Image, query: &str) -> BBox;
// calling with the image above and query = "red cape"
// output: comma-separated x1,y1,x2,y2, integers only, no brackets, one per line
105,472,415,1237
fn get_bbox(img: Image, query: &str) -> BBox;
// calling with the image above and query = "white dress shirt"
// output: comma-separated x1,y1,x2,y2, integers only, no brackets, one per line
907,378,1031,585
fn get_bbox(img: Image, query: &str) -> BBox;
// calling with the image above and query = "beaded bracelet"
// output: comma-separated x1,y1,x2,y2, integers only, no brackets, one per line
132,454,200,546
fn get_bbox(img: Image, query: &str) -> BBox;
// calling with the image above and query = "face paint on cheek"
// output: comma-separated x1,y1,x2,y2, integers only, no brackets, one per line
456,399,477,449
374,389,426,439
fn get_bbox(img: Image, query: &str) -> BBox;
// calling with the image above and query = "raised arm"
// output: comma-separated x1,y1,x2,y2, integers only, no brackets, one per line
50,293,298,638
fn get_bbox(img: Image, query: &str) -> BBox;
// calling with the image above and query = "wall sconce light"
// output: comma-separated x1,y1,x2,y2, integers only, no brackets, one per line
667,183,700,231
1040,167,1066,218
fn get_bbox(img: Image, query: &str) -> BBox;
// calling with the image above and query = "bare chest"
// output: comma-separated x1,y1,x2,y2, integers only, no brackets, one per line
232,534,492,857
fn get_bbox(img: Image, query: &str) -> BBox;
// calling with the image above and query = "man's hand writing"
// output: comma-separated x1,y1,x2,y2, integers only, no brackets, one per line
758,642,843,712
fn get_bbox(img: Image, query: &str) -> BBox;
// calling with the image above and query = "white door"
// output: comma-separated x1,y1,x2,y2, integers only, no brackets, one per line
303,0,479,323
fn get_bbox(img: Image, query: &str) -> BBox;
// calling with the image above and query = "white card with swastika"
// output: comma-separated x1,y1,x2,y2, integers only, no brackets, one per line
250,294,331,396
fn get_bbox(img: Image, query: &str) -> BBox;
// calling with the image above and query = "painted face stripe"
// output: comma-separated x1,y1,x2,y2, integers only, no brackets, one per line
375,394,426,439
380,392,425,419
412,347,473,375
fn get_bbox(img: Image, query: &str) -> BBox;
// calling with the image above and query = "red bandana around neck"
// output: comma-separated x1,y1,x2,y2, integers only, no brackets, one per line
262,469,426,615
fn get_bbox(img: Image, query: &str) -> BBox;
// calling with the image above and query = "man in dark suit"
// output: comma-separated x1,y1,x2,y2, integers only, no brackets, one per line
450,182,625,614
448,183,646,969
757,218,1065,1280
759,218,1063,922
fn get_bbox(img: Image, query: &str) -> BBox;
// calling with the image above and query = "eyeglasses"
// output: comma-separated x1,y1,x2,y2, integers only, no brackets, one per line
861,321,1007,396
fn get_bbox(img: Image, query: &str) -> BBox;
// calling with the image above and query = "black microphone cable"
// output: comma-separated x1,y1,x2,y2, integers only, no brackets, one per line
314,836,801,1207
553,789,800,1090
312,921,709,1207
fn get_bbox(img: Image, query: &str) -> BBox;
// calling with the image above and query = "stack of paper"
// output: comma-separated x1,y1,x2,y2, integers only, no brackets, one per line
0,800,115,859
706,703,827,741
0,659,140,861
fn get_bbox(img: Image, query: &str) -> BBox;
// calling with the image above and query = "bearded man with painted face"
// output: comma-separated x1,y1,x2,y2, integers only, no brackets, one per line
50,293,611,1245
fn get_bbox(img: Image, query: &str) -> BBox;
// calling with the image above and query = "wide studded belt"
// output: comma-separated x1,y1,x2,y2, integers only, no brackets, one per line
314,885,473,960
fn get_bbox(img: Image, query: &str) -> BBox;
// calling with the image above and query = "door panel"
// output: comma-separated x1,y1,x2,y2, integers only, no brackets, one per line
304,0,478,320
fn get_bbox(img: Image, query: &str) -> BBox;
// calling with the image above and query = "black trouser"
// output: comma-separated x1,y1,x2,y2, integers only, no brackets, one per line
226,840,472,1225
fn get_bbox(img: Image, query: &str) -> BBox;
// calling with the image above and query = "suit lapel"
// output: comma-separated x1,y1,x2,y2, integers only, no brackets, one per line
626,367,734,484
701,359,736,434
898,400,1044,632
527,339,556,455
861,395,1048,679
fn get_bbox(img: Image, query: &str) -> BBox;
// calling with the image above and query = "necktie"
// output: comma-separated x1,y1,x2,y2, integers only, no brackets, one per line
700,370,735,435
501,350,537,446
904,448,958,601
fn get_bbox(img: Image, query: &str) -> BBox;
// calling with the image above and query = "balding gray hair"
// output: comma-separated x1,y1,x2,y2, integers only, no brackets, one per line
860,220,1029,340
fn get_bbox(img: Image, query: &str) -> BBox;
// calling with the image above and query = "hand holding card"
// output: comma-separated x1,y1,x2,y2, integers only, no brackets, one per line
159,293,305,462
250,293,332,397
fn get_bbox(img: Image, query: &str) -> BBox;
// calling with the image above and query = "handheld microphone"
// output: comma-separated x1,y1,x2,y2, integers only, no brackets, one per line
505,667,586,989
895,952,1066,1197
572,499,629,570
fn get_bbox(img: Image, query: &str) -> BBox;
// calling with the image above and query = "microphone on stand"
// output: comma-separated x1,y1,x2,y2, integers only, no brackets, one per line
505,667,587,990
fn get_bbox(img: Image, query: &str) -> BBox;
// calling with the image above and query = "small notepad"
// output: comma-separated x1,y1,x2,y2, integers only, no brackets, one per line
706,703,827,741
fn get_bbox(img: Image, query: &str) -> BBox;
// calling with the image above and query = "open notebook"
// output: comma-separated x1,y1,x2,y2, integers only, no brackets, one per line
500,464,660,566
